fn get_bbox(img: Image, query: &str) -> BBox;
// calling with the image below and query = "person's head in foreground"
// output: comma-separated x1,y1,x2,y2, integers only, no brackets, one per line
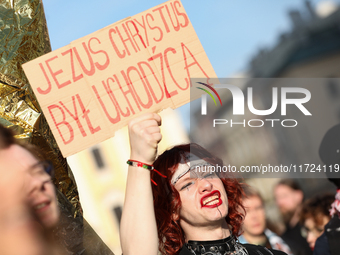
150,143,255,255
274,179,304,224
0,124,59,229
300,193,334,250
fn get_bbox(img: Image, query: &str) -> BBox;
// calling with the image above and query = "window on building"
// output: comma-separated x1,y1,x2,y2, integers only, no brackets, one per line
113,206,122,226
92,148,105,169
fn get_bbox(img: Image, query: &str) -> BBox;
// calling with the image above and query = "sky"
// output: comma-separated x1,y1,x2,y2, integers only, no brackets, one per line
42,0,340,127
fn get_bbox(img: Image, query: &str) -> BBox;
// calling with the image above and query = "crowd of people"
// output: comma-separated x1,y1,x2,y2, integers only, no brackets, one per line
1,113,340,255
239,180,336,255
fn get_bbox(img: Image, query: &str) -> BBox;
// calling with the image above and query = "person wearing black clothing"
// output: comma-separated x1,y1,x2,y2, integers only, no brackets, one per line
315,124,340,255
120,113,286,255
274,179,312,255
280,224,312,255
179,235,286,255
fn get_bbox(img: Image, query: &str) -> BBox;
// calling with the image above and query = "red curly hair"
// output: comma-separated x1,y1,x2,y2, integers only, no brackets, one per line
151,143,246,255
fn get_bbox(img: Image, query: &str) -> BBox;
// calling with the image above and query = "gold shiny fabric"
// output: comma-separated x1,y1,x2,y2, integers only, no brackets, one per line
0,1,113,254
0,0,81,220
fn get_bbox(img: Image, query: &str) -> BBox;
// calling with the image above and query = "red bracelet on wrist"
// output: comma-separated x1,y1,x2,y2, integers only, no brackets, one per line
127,159,166,186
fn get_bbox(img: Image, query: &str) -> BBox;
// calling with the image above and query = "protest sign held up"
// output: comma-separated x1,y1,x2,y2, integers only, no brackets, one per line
23,0,216,157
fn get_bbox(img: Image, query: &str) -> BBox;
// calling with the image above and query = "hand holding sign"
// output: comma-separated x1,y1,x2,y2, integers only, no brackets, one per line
23,0,216,157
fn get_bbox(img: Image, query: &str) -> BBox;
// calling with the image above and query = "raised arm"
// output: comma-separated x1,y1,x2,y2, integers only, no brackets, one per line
120,113,162,255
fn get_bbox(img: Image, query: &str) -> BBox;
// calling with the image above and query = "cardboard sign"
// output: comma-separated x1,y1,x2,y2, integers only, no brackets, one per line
23,0,216,157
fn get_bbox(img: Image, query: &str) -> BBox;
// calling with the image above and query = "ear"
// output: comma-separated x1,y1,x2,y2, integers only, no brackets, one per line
295,190,303,203
171,210,180,221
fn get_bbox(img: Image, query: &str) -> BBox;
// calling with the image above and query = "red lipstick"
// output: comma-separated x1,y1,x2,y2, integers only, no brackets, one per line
201,190,222,208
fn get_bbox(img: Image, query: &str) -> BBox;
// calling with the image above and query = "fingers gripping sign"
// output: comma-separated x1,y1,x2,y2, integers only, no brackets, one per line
128,113,162,165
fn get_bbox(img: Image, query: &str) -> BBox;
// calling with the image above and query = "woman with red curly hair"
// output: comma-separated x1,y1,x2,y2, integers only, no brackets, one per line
120,113,286,255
